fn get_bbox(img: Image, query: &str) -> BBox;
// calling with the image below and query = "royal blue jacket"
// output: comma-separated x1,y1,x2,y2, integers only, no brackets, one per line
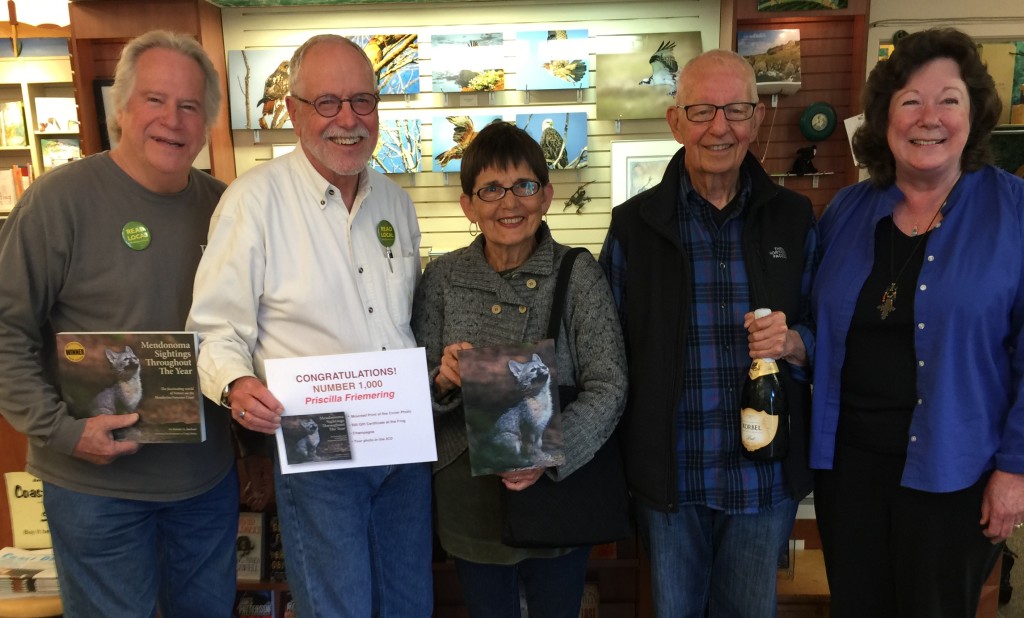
811,165,1024,492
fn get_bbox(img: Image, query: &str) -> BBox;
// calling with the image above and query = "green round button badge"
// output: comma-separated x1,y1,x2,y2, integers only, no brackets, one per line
376,220,395,248
121,221,151,251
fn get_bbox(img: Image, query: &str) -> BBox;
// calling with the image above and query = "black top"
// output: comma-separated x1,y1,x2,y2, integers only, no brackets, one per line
839,216,928,455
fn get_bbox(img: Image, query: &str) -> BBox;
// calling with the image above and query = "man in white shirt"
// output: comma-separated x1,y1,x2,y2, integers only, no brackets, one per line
187,34,431,617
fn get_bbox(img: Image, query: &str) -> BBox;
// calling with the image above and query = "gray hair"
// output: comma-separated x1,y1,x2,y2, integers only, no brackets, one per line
107,30,222,141
676,49,758,104
288,34,375,95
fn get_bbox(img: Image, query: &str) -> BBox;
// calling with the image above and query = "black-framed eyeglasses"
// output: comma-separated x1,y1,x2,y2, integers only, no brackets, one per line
677,102,758,123
291,92,380,118
475,180,541,202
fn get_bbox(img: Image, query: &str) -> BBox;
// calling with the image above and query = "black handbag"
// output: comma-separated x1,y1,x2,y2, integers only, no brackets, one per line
501,247,632,548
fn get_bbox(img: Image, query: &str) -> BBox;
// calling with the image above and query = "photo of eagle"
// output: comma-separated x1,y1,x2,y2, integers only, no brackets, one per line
516,112,588,170
639,40,679,96
540,119,568,169
257,60,290,130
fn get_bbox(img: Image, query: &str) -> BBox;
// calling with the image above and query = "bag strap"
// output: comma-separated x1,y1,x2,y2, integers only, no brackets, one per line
546,247,588,341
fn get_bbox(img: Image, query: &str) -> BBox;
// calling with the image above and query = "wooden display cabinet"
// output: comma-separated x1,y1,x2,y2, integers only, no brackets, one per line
68,0,236,183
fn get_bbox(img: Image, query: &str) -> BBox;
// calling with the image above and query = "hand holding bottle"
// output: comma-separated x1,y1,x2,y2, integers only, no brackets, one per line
744,309,807,365
740,308,789,461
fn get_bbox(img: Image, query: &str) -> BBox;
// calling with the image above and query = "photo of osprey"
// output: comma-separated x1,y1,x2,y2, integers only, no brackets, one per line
595,31,702,120
515,112,588,170
512,29,590,90
371,118,422,174
430,33,506,93
227,36,419,130
638,41,679,96
431,114,502,172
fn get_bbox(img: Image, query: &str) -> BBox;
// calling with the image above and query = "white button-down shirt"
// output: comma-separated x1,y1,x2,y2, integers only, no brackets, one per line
188,147,421,400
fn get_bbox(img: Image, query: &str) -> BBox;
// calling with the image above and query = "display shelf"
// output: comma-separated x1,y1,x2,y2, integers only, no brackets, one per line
770,171,834,188
0,56,74,177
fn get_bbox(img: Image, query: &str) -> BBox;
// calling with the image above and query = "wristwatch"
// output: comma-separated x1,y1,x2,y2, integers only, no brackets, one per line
220,382,232,408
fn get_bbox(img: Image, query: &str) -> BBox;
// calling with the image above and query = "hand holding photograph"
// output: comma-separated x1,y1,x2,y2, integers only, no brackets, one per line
460,339,565,476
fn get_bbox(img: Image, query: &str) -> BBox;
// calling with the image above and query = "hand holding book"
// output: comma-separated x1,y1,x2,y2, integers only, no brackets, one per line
72,412,141,465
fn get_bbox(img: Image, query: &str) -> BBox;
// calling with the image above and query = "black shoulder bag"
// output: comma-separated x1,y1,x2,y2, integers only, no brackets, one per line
501,247,632,548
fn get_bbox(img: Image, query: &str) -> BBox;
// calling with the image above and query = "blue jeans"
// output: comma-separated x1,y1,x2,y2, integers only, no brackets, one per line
274,461,433,618
43,468,238,618
454,547,592,618
642,498,798,618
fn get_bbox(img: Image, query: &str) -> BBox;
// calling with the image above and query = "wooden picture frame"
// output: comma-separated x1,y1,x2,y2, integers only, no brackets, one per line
92,78,117,151
610,139,679,206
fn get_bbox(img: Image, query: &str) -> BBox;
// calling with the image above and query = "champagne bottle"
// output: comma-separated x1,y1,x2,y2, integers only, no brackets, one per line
740,308,789,461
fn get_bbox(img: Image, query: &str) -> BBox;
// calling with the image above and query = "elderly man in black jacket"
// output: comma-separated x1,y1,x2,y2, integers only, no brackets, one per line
600,49,818,618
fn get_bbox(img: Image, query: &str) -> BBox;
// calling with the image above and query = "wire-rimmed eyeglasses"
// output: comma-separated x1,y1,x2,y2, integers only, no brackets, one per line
291,92,380,118
474,180,542,202
676,102,758,123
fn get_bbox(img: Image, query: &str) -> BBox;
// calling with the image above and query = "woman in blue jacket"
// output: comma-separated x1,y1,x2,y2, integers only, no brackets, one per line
811,28,1024,617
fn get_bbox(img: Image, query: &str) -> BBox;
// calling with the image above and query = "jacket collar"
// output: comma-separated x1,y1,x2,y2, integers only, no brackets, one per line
639,147,781,245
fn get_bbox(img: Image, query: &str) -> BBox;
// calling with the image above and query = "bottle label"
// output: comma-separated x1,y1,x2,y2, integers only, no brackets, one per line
740,408,779,451
748,359,780,380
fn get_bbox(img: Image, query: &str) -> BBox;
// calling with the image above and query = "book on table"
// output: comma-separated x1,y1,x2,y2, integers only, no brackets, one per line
0,547,59,596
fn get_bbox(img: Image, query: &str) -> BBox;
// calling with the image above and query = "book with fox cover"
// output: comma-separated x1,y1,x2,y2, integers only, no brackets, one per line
459,339,564,476
55,332,206,443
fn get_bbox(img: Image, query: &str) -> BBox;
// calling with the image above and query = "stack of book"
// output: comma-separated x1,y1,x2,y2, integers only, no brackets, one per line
0,547,59,596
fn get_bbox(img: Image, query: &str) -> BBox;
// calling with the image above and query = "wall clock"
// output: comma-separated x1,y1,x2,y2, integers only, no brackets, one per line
799,101,837,142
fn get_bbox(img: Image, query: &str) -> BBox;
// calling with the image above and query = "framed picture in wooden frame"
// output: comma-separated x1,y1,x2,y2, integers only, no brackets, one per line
610,139,679,206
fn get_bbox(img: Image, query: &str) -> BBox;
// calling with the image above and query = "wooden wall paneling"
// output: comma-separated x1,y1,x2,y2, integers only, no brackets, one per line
0,419,28,550
69,0,236,182
737,16,862,219
197,0,236,182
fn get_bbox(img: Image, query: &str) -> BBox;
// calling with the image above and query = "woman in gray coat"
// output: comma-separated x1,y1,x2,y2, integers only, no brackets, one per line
411,122,627,618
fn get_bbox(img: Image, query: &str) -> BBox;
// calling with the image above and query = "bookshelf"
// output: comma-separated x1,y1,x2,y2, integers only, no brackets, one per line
0,56,74,181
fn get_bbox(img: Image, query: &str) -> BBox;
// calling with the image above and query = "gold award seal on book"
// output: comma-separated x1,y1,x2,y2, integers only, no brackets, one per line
63,340,85,362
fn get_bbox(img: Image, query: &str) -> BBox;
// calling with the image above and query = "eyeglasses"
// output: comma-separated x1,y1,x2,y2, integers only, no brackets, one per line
291,92,380,118
475,180,541,202
677,102,758,123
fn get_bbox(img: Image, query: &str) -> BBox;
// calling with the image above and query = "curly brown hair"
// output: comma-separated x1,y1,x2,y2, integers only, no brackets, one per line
852,28,1002,187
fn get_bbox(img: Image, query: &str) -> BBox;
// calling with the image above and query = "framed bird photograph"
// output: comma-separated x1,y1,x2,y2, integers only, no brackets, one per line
348,34,420,96
429,33,506,93
595,31,702,120
227,36,420,130
516,112,588,169
431,114,503,173
610,139,680,206
512,30,590,91
228,49,294,130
